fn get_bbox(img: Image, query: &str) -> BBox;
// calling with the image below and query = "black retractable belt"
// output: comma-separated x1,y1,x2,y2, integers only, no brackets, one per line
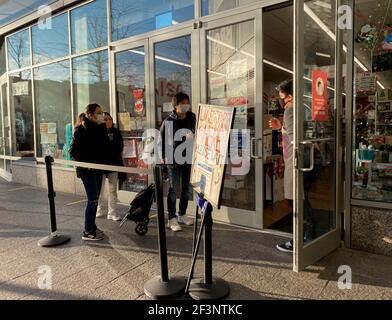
38,156,71,247
143,165,186,299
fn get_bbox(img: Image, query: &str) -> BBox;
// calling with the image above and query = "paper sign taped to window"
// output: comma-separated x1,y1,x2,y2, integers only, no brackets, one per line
118,112,132,131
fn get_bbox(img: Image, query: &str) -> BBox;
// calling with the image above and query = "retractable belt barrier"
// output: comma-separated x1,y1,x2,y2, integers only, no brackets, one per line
2,155,186,299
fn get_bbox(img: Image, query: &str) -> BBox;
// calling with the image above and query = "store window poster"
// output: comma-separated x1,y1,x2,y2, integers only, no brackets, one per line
226,59,248,99
312,70,329,122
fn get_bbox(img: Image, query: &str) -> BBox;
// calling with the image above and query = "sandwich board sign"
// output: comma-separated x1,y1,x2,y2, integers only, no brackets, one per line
190,104,236,208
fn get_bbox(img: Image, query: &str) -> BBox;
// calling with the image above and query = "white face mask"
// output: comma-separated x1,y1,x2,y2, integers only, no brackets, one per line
178,104,190,114
95,114,105,124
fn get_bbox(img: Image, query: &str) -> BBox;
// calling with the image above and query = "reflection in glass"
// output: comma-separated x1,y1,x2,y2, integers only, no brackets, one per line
111,0,194,41
71,0,107,54
1,81,11,172
301,0,336,243
0,0,56,27
155,36,192,128
0,82,5,169
352,0,392,203
207,20,255,211
115,48,148,193
202,0,258,16
7,29,30,71
34,61,71,158
9,71,34,157
73,50,109,117
0,37,6,75
32,13,69,65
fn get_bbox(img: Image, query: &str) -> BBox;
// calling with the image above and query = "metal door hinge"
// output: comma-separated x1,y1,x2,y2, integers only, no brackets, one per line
193,21,202,29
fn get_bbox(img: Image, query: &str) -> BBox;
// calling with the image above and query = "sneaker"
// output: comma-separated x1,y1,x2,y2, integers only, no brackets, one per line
178,215,194,226
95,228,105,236
96,210,105,218
82,232,104,241
107,214,121,221
276,240,293,253
168,218,182,232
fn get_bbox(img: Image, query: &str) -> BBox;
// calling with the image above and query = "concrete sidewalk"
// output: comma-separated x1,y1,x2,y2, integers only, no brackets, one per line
0,178,390,300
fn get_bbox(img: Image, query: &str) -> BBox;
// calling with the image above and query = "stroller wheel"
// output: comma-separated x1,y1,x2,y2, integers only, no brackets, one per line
135,223,148,236
143,217,150,225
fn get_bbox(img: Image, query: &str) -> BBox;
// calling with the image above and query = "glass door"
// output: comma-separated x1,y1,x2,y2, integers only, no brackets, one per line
149,28,198,199
111,39,152,202
0,75,11,180
293,0,342,271
199,10,264,228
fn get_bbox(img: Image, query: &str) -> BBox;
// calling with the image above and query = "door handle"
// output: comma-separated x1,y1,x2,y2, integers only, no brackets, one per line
298,141,314,172
251,137,263,159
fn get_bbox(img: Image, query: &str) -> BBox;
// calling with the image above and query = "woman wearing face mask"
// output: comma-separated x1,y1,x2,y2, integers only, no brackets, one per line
70,103,110,241
96,112,124,221
160,92,195,232
269,80,322,253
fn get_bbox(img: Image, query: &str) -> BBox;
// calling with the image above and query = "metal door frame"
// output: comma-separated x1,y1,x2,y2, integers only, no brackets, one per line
198,9,264,228
293,0,343,271
110,38,152,203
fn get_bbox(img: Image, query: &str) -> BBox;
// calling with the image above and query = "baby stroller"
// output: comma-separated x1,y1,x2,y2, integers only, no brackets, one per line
120,184,155,236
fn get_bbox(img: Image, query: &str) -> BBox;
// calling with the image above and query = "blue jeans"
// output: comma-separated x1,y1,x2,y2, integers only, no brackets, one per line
167,165,192,220
81,170,103,234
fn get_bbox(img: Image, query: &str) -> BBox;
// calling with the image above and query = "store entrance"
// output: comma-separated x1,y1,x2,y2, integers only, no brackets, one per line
261,2,294,234
111,1,292,230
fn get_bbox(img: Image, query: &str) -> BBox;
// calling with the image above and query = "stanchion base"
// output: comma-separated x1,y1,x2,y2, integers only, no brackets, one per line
144,276,187,299
188,278,230,300
38,234,71,247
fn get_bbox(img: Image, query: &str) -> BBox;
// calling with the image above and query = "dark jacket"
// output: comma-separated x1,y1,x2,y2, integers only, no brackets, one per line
70,116,110,178
107,125,127,181
160,110,196,165
106,125,125,176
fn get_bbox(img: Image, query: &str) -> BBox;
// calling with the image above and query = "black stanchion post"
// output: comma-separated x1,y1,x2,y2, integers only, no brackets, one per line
144,165,186,299
204,206,213,285
38,156,71,247
190,204,199,280
187,200,230,300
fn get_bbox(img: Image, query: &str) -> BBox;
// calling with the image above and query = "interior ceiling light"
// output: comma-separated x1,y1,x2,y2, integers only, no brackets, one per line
129,49,191,68
316,52,332,58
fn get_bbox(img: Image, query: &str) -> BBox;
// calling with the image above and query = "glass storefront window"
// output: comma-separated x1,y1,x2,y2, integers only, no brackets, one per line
71,0,107,54
0,37,6,75
32,13,69,65
0,0,57,28
111,0,194,41
201,0,258,16
115,47,148,193
34,61,71,158
7,29,30,71
9,71,34,157
206,20,255,211
352,0,392,202
73,50,110,117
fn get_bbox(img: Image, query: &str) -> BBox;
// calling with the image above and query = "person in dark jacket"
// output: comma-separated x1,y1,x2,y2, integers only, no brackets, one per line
70,103,109,241
160,92,195,232
97,112,124,221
